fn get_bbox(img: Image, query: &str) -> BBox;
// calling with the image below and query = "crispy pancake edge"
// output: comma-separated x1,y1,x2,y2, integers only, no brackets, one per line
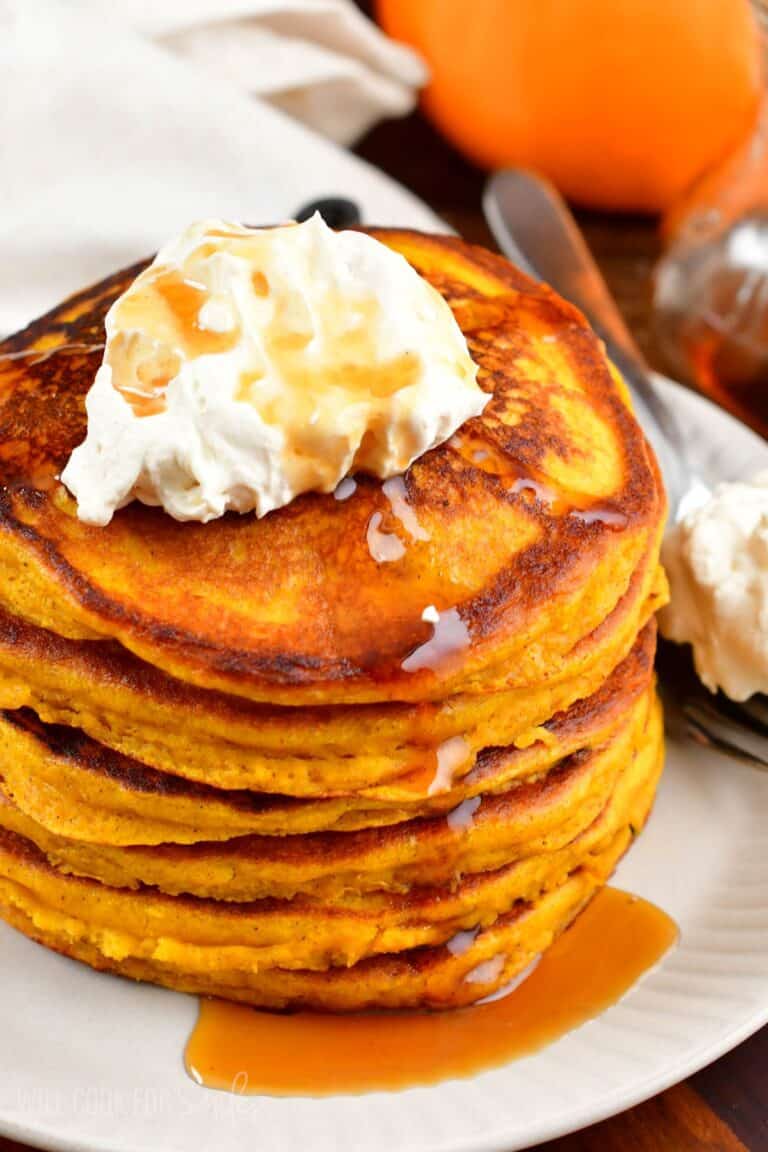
0,231,666,703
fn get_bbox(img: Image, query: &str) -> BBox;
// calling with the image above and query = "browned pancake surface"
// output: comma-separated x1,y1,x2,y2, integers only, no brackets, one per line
0,231,664,704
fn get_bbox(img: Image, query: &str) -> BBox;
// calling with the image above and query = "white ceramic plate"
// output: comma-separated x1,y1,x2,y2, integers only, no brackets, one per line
0,377,766,1152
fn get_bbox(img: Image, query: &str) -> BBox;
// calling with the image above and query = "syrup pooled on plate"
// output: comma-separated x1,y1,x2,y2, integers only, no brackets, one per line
184,887,678,1097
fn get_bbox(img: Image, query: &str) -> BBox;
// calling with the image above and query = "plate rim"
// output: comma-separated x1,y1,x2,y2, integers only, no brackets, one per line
2,984,767,1152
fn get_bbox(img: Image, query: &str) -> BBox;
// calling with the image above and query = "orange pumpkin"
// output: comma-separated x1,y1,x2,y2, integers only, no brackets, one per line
376,0,763,214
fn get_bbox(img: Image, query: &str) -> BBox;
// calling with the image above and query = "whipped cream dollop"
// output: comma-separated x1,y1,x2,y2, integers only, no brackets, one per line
62,215,486,525
660,471,768,700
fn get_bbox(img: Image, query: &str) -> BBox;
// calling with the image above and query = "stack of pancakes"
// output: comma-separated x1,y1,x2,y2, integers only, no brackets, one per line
0,231,667,1011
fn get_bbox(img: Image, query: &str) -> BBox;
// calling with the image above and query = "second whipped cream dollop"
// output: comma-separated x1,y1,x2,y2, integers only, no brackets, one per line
62,215,486,525
660,471,768,701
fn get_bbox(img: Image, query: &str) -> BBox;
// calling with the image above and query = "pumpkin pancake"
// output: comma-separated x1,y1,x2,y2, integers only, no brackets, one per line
0,689,655,901
0,622,656,846
0,708,661,1009
0,559,666,796
0,231,665,706
0,226,668,1015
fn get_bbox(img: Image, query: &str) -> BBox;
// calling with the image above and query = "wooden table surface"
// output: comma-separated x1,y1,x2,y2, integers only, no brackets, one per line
1,93,766,1152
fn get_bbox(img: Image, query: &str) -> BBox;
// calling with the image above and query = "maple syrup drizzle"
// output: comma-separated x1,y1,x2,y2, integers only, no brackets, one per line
401,606,471,673
381,476,430,542
429,735,473,796
475,957,541,1003
251,270,270,298
445,926,479,956
465,955,506,985
333,476,357,502
184,887,678,1097
446,794,481,830
0,342,104,365
510,475,557,503
366,511,405,563
107,268,243,417
571,506,630,530
364,476,431,564
448,434,631,531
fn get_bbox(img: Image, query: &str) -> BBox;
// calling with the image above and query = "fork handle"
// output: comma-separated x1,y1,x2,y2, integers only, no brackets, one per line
483,170,645,365
483,169,690,512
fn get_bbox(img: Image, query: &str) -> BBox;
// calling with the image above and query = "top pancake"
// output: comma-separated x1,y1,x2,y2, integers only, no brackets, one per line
0,230,665,704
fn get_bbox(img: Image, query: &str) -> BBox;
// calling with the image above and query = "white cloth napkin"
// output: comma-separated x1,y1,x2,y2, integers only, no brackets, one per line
0,0,430,336
97,0,427,147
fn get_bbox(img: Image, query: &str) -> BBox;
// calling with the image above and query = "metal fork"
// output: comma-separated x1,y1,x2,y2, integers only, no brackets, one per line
483,169,768,769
